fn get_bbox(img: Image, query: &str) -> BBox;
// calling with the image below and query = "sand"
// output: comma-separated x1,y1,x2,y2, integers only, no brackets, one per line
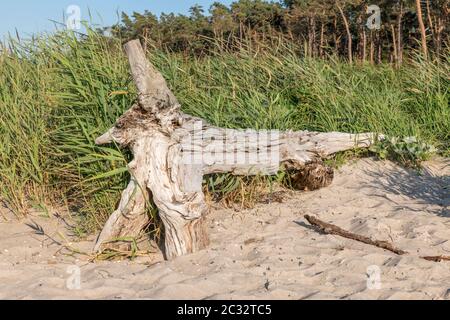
0,158,449,300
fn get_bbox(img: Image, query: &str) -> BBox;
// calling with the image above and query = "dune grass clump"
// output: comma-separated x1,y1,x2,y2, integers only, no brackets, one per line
0,32,134,232
0,31,448,236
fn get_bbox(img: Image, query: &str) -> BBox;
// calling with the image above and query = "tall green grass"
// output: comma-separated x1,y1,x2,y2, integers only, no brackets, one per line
0,31,448,235
1,32,134,231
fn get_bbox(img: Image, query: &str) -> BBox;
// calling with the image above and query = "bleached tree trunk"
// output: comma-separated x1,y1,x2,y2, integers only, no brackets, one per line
397,1,404,66
362,28,367,63
93,40,381,259
337,4,352,64
416,0,429,59
319,14,326,58
370,30,375,65
391,25,398,66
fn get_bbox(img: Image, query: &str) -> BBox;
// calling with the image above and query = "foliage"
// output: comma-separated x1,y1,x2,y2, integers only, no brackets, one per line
370,136,438,168
107,0,449,62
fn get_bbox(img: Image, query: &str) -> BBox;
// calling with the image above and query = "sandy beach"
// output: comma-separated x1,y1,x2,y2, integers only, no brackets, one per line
0,158,449,300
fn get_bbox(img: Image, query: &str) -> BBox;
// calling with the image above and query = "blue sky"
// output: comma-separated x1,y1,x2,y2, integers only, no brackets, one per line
0,0,233,39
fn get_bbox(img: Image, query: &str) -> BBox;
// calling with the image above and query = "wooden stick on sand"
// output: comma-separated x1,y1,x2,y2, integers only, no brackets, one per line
304,215,450,262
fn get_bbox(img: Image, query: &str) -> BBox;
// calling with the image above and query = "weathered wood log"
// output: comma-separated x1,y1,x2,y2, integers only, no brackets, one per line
123,40,181,133
93,39,382,259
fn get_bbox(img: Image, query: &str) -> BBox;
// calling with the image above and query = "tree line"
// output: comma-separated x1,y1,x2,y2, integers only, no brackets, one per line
110,0,448,64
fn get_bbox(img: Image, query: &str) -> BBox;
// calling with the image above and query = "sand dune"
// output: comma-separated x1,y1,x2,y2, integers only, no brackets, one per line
0,158,449,300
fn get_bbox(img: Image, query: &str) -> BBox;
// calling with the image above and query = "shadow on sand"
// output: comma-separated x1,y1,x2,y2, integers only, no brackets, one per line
362,160,449,217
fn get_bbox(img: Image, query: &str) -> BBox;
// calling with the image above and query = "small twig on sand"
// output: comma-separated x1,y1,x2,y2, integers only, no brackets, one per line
304,215,450,263
421,256,450,262
304,215,408,255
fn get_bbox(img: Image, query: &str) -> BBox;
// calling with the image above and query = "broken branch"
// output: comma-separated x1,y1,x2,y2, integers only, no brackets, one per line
304,215,408,255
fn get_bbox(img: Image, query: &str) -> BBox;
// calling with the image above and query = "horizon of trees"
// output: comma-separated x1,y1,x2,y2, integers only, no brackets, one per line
109,0,449,65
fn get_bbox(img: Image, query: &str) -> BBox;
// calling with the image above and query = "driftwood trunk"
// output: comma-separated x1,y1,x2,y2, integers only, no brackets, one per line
94,40,381,260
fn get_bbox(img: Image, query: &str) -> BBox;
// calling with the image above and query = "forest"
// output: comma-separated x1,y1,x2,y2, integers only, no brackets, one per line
111,0,449,63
